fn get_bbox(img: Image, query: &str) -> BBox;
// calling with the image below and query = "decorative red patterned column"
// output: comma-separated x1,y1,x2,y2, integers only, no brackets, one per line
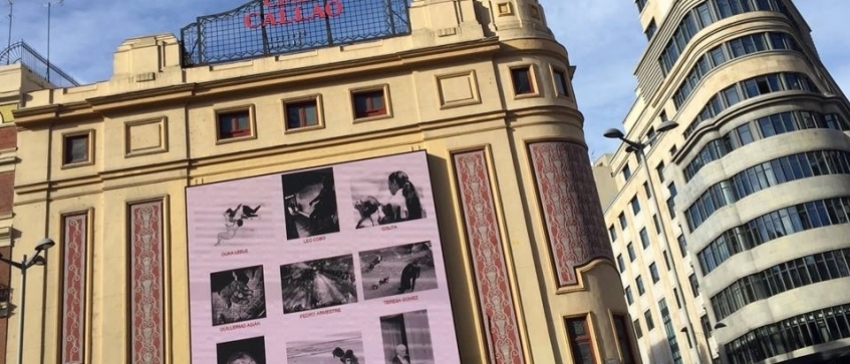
528,141,614,287
453,150,525,364
129,201,165,364
61,213,87,364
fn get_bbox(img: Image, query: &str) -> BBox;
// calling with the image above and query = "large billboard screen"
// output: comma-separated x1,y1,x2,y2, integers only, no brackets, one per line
186,151,461,364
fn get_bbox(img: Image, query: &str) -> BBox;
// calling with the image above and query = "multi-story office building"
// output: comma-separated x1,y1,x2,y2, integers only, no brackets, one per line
0,41,79,363
595,0,850,363
6,0,636,363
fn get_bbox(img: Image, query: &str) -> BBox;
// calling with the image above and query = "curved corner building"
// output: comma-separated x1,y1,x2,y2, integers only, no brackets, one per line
6,0,637,363
595,0,850,363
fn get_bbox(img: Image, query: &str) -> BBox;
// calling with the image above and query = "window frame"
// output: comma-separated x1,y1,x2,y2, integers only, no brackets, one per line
611,312,639,364
564,314,599,364
351,85,392,121
283,95,324,133
551,66,571,98
214,106,256,143
61,130,95,168
509,65,540,98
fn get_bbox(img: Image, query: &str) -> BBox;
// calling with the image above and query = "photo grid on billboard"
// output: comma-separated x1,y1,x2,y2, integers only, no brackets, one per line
186,151,461,364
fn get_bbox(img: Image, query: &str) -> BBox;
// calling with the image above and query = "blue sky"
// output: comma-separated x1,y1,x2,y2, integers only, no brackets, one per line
3,0,848,157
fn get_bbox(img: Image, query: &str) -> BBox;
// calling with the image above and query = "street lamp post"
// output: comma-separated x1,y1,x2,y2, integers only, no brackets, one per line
604,121,706,364
0,238,55,364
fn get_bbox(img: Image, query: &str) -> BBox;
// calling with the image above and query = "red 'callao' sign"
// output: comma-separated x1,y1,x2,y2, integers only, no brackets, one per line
244,0,345,29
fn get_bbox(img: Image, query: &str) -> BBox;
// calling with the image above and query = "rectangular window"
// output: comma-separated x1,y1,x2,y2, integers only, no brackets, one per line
645,310,655,330
631,196,641,214
653,215,662,234
674,287,682,308
511,67,535,95
650,262,660,283
640,227,650,249
635,0,647,12
644,182,652,199
609,225,618,242
633,319,643,339
216,109,252,140
619,213,628,229
618,254,626,272
645,19,658,40
636,275,645,295
285,99,320,130
689,274,700,297
565,316,596,364
656,161,666,181
623,164,633,181
625,286,634,304
352,89,387,119
628,243,636,261
663,251,672,271
63,133,91,165
553,69,570,97
613,314,638,364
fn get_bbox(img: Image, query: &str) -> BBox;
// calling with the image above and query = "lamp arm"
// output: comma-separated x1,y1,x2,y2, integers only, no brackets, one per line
0,256,23,270
620,137,646,151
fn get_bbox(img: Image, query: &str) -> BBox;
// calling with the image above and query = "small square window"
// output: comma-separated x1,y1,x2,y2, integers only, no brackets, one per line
285,98,321,131
217,109,252,140
352,88,388,119
553,69,569,97
511,66,535,95
63,133,91,165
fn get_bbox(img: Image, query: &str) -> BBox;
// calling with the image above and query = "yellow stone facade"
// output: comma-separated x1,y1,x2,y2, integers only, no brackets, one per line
7,1,635,363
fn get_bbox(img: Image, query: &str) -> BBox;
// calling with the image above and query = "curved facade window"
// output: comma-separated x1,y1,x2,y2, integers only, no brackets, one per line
683,72,820,139
711,249,850,320
659,0,790,75
725,303,850,364
684,111,849,182
686,150,850,231
674,32,799,109
698,197,850,275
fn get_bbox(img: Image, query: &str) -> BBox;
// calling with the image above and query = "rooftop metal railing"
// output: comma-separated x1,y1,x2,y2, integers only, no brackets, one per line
0,40,80,88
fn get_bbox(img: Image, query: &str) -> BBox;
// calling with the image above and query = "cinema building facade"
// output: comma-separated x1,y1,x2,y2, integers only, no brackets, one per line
8,0,637,363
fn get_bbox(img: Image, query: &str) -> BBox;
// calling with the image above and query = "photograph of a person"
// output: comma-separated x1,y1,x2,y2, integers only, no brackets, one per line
359,241,437,300
216,203,263,246
379,310,435,364
286,331,365,364
217,336,267,364
351,170,426,229
280,254,358,314
210,265,267,326
282,167,340,240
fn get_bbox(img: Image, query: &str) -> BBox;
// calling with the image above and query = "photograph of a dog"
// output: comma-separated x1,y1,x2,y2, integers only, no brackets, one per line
358,241,437,300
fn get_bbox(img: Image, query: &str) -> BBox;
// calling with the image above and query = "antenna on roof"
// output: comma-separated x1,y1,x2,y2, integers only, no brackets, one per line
5,0,12,62
44,0,63,82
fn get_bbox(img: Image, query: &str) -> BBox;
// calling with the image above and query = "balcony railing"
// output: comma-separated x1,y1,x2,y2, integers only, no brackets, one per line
0,41,80,88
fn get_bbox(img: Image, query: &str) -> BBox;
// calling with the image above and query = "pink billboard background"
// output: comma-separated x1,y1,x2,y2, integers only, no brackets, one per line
186,151,461,364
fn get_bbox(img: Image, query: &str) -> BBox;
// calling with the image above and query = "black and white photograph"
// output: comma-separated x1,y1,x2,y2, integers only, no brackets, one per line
351,170,426,229
217,336,267,364
280,254,358,314
380,310,435,364
210,265,267,326
282,167,340,240
286,332,366,364
359,242,437,300
215,203,264,246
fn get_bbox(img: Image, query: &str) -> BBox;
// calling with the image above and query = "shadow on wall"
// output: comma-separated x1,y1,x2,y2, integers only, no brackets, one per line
472,1,495,38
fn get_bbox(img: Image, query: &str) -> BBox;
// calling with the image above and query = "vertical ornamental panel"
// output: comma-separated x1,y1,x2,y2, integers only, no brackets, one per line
528,142,614,287
453,150,525,364
61,213,87,364
129,201,165,364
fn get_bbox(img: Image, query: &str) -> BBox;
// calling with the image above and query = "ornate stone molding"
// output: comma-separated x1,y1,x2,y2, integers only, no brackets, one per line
129,201,165,364
528,141,613,287
61,213,87,364
453,149,525,364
